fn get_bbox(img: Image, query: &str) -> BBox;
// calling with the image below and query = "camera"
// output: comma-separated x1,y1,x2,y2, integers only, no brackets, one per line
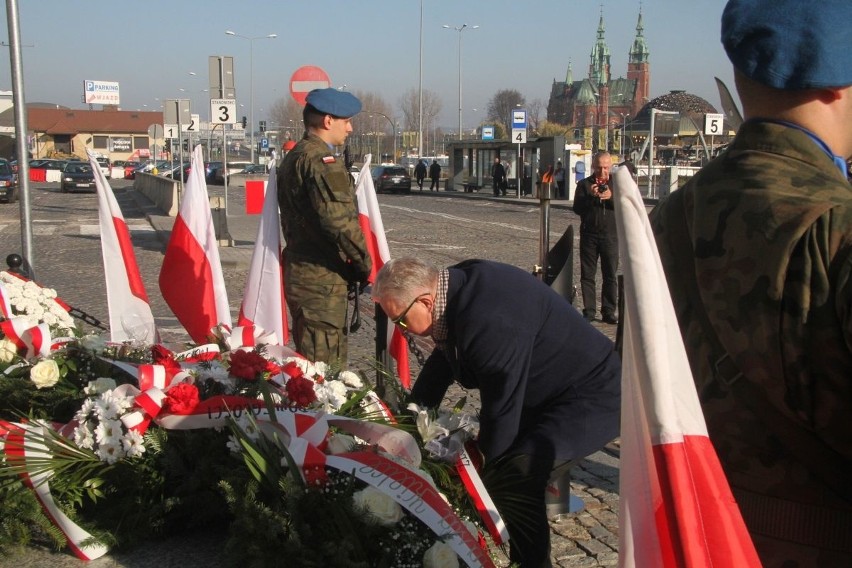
598,183,608,191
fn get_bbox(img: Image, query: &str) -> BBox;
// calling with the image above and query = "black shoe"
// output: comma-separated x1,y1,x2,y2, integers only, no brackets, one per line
602,314,618,325
583,312,595,322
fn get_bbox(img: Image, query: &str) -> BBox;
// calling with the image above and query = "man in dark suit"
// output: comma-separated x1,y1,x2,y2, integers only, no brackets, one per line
372,258,621,568
572,151,618,324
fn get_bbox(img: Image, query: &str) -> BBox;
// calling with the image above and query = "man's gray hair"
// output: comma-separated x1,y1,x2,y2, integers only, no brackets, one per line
372,257,438,303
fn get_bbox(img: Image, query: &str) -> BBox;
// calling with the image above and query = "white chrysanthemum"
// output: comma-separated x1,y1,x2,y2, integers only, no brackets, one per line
314,380,348,412
312,360,329,378
73,423,95,450
0,338,18,364
338,370,363,389
121,430,146,458
226,435,241,453
95,392,123,421
41,287,57,299
94,418,123,444
96,440,124,464
423,541,459,568
22,281,39,299
74,398,96,422
197,361,234,386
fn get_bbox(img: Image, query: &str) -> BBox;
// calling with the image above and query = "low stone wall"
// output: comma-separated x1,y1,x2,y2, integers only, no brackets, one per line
133,173,179,216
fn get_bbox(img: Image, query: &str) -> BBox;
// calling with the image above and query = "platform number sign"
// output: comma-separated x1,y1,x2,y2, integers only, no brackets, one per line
512,128,527,144
211,98,237,124
704,113,724,136
164,124,179,138
185,114,200,132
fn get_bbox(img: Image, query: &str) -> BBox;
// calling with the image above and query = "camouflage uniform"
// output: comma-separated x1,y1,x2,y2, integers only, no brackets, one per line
277,133,371,366
650,120,852,567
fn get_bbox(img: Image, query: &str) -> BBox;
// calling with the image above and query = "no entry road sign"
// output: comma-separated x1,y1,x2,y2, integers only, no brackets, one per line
289,65,331,106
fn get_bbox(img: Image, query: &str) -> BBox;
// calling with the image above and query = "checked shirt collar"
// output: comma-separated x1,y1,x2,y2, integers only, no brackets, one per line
431,269,449,350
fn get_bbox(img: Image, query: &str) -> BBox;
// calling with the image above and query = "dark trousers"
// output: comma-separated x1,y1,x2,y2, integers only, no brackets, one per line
483,454,571,567
416,176,424,190
430,177,440,190
493,177,505,196
579,230,619,318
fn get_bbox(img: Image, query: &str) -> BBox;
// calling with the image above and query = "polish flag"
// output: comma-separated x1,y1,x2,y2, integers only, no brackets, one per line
354,155,411,389
87,151,157,344
237,166,288,345
612,165,759,567
159,145,232,344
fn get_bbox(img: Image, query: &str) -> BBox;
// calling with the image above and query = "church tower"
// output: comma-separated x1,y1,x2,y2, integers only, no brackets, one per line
627,7,650,116
588,11,611,86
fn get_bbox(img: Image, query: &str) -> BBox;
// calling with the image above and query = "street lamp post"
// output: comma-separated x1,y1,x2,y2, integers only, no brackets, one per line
368,111,397,163
225,30,277,164
443,24,479,140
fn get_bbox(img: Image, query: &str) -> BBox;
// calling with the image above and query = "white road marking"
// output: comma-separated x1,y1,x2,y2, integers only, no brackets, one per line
386,241,465,250
79,224,154,236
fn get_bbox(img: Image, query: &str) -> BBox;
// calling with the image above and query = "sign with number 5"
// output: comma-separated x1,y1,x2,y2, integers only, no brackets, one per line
704,113,724,136
211,99,237,124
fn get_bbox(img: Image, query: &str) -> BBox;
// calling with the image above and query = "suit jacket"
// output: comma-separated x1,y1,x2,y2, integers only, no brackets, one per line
411,260,621,463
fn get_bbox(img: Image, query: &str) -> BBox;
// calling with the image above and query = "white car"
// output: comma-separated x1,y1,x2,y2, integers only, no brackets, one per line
94,156,111,179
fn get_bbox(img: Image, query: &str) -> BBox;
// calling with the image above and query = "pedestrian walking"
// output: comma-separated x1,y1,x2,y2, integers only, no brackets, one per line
414,159,427,191
277,88,372,366
491,157,507,196
554,160,566,199
428,159,441,191
572,151,618,324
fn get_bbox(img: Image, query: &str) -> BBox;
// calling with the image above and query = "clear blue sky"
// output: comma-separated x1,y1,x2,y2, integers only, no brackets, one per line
1,0,735,128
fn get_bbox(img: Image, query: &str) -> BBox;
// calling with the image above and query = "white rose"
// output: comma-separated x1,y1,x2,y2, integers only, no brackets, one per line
352,486,403,526
423,541,459,568
0,338,18,363
30,359,60,389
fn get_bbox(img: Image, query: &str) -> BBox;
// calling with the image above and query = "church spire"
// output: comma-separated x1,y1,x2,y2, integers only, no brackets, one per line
589,6,611,85
565,59,573,84
629,5,650,64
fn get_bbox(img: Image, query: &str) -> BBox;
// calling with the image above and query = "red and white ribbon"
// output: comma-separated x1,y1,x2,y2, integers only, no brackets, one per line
0,317,50,358
456,445,510,545
1,421,108,561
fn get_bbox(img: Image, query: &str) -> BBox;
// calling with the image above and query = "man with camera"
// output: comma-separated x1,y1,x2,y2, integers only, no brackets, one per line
572,151,618,324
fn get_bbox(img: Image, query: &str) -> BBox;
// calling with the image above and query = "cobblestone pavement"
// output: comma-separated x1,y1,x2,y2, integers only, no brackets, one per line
0,181,623,567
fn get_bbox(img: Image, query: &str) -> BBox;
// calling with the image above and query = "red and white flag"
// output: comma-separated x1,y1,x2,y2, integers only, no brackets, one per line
612,165,759,567
87,151,157,344
354,155,411,388
159,145,232,344
237,166,288,345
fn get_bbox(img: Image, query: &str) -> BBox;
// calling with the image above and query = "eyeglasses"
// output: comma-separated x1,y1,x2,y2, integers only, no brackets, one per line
390,293,430,330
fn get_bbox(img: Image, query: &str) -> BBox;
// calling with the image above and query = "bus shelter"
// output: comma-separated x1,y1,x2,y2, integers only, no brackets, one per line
445,136,567,196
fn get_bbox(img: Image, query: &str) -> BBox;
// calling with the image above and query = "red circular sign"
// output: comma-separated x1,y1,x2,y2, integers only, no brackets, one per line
289,65,331,106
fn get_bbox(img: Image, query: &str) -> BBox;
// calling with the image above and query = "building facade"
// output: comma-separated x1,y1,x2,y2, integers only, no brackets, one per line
547,9,650,153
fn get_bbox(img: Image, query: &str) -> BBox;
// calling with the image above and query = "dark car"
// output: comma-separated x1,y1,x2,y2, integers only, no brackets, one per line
161,162,191,182
239,164,267,175
60,163,96,193
204,161,223,183
0,158,18,202
371,165,411,193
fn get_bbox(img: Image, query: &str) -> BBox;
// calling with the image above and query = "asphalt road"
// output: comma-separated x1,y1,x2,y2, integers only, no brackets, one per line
0,180,621,567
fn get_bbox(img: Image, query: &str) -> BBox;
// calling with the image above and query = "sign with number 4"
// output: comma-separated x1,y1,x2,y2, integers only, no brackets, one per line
512,128,527,144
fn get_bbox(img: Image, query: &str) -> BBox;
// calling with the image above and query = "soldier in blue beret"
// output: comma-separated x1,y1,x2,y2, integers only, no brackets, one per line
651,1,852,566
277,88,371,366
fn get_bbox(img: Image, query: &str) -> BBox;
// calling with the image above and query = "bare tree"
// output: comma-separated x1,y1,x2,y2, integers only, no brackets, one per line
487,89,526,135
527,98,544,132
269,97,304,141
398,88,442,155
349,91,395,162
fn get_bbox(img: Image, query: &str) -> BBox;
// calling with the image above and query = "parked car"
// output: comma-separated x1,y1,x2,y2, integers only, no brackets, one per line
122,161,142,179
0,158,18,203
239,164,267,175
204,161,223,183
94,156,111,179
160,162,191,182
60,163,96,193
212,161,253,184
370,165,411,193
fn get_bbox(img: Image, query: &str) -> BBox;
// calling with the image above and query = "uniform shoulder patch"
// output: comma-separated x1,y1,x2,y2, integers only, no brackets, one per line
322,156,336,164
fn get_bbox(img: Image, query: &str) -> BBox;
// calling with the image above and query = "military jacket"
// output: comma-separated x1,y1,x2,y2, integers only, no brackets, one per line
277,133,371,281
650,120,852,507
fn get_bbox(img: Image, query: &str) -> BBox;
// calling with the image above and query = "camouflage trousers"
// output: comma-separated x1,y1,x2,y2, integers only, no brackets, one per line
284,261,350,367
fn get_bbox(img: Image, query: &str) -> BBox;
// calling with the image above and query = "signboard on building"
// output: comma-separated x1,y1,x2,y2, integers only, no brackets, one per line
109,137,132,152
83,80,120,105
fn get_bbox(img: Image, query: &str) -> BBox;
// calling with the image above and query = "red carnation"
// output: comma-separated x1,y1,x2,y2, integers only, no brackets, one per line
281,361,304,379
163,383,200,415
229,349,270,381
286,375,317,408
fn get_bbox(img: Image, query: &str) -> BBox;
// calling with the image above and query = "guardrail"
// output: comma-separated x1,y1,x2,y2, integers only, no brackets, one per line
132,173,179,216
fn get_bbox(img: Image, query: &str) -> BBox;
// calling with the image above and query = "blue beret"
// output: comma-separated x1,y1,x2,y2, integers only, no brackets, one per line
722,0,852,90
305,88,362,118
